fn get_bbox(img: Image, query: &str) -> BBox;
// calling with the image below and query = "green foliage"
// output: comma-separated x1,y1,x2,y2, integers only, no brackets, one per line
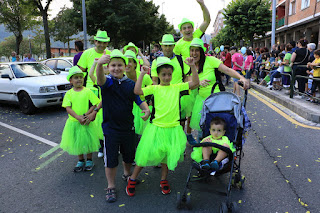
211,25,237,47
70,0,174,48
223,0,271,44
0,0,38,54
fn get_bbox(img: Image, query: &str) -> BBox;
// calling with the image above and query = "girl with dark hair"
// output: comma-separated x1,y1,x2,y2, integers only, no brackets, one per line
245,49,254,79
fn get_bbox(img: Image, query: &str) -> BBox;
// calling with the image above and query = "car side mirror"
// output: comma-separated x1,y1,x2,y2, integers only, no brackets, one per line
55,70,61,74
1,74,12,80
65,68,71,72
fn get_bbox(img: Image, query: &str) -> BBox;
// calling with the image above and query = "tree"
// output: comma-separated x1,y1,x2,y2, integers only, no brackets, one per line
69,0,174,48
31,0,53,59
223,0,271,46
0,0,38,54
211,25,237,48
52,7,79,55
0,35,40,58
31,26,45,57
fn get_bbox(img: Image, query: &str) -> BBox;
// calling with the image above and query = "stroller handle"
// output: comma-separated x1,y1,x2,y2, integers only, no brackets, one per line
193,142,234,156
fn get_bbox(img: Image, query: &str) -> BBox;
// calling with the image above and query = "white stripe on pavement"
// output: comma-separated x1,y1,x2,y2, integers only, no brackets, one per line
0,121,58,147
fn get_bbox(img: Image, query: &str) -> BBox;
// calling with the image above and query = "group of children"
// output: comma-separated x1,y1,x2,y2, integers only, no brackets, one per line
58,0,250,203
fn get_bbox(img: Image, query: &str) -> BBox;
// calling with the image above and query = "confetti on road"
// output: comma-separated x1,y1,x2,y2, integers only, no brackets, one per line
48,133,51,135
307,178,312,183
263,136,266,138
145,172,149,175
277,156,282,158
278,126,282,128
30,150,33,152
90,173,94,176
238,200,242,204
285,146,288,148
277,148,281,151
1,155,4,157
296,164,299,167
119,204,125,207
286,165,291,168
285,180,289,183
90,195,94,198
141,180,145,183
29,181,33,183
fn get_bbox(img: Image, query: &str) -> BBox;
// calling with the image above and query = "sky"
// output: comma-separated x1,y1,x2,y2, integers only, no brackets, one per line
48,0,231,35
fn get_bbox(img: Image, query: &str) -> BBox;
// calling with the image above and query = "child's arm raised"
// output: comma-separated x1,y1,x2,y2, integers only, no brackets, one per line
89,58,99,83
66,107,86,125
134,66,149,95
96,51,110,86
197,0,211,33
138,48,150,67
184,57,199,89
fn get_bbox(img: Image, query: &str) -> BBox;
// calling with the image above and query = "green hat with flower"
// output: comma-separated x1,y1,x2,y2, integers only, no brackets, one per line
178,18,194,30
190,38,207,52
123,42,138,55
94,30,110,42
160,34,176,45
110,49,128,65
67,66,86,81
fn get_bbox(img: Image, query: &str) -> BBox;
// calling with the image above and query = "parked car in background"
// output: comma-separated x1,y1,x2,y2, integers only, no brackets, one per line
42,57,73,75
0,62,72,114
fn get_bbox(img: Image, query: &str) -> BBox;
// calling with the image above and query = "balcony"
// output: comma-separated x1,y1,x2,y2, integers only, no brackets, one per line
277,17,285,28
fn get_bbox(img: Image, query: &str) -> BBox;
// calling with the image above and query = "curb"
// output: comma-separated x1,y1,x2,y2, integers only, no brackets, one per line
250,83,320,123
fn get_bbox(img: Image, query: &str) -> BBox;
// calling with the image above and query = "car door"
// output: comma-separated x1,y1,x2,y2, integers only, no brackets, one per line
0,64,15,101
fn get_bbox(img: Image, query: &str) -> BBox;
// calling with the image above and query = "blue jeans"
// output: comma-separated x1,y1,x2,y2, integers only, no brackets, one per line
269,70,280,85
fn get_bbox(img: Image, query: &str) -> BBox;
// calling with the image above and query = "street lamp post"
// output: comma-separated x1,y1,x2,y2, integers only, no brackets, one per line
271,0,276,47
162,2,165,15
28,35,32,54
82,0,88,50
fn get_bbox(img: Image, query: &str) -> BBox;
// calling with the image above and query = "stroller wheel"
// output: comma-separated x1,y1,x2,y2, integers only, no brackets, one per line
230,201,238,213
219,202,228,213
176,192,183,209
186,193,192,210
238,175,245,189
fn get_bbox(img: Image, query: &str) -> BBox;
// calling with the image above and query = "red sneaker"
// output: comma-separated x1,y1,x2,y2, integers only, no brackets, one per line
160,180,171,195
126,178,137,196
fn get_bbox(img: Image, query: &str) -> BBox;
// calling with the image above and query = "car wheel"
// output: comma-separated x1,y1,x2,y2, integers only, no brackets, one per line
18,91,36,114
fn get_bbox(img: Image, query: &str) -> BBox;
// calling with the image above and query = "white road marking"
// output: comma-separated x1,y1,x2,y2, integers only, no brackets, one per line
0,121,58,147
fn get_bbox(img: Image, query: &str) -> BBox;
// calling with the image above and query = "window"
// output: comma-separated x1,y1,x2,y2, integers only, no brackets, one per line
301,0,310,10
289,1,296,15
56,60,72,71
0,65,12,78
44,60,56,70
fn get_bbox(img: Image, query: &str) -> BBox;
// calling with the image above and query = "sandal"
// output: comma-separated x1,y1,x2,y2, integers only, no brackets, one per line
105,188,116,203
122,174,141,185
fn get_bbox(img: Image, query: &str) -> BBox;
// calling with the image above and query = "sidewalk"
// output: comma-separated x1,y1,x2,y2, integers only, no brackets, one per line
250,82,320,123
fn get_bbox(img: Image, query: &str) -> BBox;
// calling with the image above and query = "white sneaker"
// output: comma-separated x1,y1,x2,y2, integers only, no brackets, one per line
294,95,303,99
98,152,104,158
267,85,273,89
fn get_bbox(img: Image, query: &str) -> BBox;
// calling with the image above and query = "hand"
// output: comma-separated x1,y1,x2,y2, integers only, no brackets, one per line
200,79,211,87
85,112,97,124
77,115,87,125
203,137,212,143
138,48,143,56
196,0,204,5
97,51,110,65
93,58,99,64
184,57,195,66
141,109,150,121
238,77,250,90
141,66,150,75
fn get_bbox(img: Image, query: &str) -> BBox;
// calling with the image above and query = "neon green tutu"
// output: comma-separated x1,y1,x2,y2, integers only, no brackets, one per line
133,104,152,135
181,89,198,118
60,119,100,155
190,95,206,131
96,109,104,140
135,123,187,171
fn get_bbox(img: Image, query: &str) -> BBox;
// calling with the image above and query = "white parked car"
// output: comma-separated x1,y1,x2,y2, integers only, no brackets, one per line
0,62,72,114
42,57,73,75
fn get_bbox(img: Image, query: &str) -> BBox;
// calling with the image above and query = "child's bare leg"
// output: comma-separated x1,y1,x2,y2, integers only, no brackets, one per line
105,167,117,189
202,147,212,160
78,154,84,161
186,117,192,134
87,153,92,159
214,143,230,162
161,163,168,180
130,165,143,180
122,161,132,176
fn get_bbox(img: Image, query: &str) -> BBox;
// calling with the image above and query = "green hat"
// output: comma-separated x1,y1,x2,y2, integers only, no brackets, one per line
178,18,194,30
156,57,173,69
124,50,138,65
110,49,128,65
67,66,86,81
94,30,110,42
123,42,138,55
190,38,207,52
159,34,175,45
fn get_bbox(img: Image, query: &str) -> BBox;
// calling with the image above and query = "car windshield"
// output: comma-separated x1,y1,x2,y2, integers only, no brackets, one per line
11,63,56,78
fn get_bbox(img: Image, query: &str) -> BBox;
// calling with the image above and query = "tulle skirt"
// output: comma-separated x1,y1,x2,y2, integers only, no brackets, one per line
60,119,100,155
135,123,187,171
96,109,104,140
190,95,206,131
181,89,198,118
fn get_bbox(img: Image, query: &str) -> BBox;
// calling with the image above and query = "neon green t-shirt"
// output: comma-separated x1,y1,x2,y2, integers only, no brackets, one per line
284,53,292,72
173,28,203,59
197,56,222,98
142,83,189,127
62,87,100,122
151,55,190,84
77,47,111,90
191,136,235,163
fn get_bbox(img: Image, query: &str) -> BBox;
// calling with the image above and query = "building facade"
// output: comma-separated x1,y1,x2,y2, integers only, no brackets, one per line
211,10,225,38
254,0,320,49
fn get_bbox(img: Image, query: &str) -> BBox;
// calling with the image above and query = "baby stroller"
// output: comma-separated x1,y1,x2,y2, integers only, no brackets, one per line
177,88,250,212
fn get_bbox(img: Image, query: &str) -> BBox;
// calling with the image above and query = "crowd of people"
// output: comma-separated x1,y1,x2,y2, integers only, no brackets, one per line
55,0,251,204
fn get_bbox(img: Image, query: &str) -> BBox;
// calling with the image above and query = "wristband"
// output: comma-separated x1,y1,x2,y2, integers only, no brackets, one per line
94,107,99,112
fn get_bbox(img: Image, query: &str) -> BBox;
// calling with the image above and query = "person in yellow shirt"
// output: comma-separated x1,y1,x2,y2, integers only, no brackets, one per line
123,42,150,69
173,0,211,59
307,49,320,103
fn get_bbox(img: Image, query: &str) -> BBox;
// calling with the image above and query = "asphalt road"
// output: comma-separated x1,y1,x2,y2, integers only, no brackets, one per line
0,88,319,213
